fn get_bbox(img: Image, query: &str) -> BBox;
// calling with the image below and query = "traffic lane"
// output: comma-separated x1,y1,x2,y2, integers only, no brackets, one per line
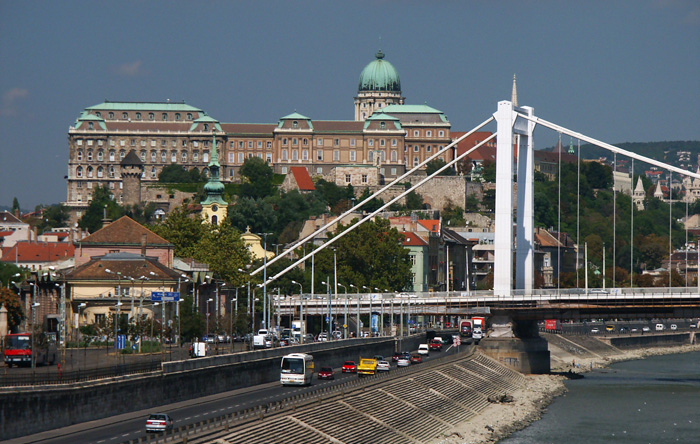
24,363,362,444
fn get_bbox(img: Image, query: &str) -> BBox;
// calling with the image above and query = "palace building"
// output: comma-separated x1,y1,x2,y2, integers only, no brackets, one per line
64,50,453,220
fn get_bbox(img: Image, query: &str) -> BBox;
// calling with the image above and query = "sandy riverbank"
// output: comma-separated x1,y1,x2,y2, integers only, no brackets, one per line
430,342,700,444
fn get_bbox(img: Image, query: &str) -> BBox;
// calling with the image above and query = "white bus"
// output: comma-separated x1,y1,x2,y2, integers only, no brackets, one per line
280,353,314,386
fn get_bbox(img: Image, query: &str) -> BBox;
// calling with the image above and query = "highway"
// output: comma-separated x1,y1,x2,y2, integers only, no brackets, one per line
9,342,464,444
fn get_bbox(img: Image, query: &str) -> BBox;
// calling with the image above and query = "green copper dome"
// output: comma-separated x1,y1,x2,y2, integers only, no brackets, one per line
358,50,401,92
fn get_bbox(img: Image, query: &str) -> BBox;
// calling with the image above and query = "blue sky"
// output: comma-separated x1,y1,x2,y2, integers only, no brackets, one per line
1,0,698,209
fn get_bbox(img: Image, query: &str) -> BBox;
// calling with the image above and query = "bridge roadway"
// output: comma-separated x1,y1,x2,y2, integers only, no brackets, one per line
283,287,700,320
9,344,465,444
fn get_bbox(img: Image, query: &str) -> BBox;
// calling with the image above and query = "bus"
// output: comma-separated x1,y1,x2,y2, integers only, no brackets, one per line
280,353,314,386
3,332,57,367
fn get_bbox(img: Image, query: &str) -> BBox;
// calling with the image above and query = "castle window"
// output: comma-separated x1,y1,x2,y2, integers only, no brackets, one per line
122,112,128,119
108,112,114,119
267,141,272,148
392,139,397,146
139,151,146,162
368,139,374,147
109,166,115,178
149,113,154,120
77,150,83,161
86,150,93,161
161,151,167,162
193,152,199,161
171,151,177,162
203,152,209,162
426,130,432,137
95,112,101,118
238,152,244,163
257,141,263,148
175,113,180,121
414,145,419,152
292,121,298,128
303,138,308,146
350,139,355,146
97,150,103,161
97,167,104,178
413,130,419,137
130,139,136,146
76,166,83,177
317,138,323,146
187,113,193,120
266,153,272,162
182,151,187,162
88,122,94,130
141,140,146,147
302,150,309,160
281,166,288,174
333,150,339,161
120,150,125,160
203,123,208,131
248,141,253,148
162,113,168,121
438,130,444,137
150,151,156,162
292,150,298,161
345,174,351,183
87,166,94,178
368,151,374,162
229,169,234,178
282,138,287,146
316,167,322,174
426,145,431,153
120,139,126,147
362,174,368,184
349,150,356,162
413,157,419,166
334,139,339,147
151,167,156,178
228,152,234,163
380,122,386,129
77,139,83,146
136,112,141,120
391,150,397,162
281,150,288,161
110,150,116,161
380,139,385,147
293,138,297,146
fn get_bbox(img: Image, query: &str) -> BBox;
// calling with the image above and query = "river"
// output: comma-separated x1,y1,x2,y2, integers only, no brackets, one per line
501,350,700,443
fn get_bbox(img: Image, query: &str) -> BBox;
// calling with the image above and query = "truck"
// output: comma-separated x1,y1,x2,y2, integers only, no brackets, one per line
459,320,472,337
3,332,57,367
544,319,561,331
471,316,486,342
189,341,207,358
356,358,378,377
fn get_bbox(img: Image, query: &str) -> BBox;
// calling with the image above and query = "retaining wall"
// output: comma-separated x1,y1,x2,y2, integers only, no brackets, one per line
604,332,691,349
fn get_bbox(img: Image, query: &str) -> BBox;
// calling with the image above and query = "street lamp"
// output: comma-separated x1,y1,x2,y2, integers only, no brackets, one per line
362,286,372,336
206,298,214,338
337,283,347,339
105,268,122,348
321,280,331,337
229,298,237,352
291,280,304,342
350,284,361,338
31,302,40,372
150,302,159,359
77,302,86,368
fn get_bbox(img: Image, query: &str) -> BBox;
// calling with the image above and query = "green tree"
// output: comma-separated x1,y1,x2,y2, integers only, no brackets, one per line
11,197,20,214
464,195,480,212
357,188,384,213
481,160,496,182
0,287,24,331
78,185,125,233
425,159,456,176
149,204,207,258
228,197,278,235
159,165,203,183
239,157,275,199
442,203,465,226
179,295,204,341
196,219,251,285
404,191,424,210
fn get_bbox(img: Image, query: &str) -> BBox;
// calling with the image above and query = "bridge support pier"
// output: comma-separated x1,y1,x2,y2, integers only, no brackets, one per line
479,318,550,374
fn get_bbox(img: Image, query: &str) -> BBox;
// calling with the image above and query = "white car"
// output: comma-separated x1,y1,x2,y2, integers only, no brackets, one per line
397,357,411,367
417,344,429,355
146,413,173,433
377,360,391,372
670,324,677,330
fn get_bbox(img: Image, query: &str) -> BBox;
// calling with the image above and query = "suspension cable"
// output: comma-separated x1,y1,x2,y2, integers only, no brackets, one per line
250,116,495,276
669,171,673,289
613,152,616,288
631,159,634,288
557,132,561,292
577,138,580,289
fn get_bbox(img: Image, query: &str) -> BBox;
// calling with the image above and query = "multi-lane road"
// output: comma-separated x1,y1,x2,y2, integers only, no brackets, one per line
8,344,463,444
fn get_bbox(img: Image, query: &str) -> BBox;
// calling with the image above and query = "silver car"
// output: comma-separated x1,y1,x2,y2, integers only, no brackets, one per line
377,360,391,372
146,413,173,433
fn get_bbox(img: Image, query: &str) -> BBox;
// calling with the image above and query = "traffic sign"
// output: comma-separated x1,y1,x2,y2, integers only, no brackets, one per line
454,336,461,346
151,291,180,302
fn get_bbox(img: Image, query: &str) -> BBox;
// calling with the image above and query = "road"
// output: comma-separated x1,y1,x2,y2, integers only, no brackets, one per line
9,344,463,444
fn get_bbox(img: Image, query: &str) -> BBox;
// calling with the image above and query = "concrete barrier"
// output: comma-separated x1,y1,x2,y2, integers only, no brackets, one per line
605,332,690,348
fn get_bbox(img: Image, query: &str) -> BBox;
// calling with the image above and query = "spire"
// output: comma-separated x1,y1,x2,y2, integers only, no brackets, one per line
201,131,226,206
568,137,575,155
210,132,219,167
511,74,518,107
634,177,645,193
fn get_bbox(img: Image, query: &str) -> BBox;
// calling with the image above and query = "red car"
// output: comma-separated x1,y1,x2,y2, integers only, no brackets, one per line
410,354,423,364
342,361,357,373
318,366,334,380
392,352,402,362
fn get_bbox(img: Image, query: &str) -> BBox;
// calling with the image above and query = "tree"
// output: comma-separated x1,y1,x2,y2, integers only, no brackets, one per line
239,157,275,199
357,188,384,213
11,197,20,214
149,204,207,258
0,287,24,331
179,295,204,341
425,158,455,176
159,165,204,183
196,219,251,285
78,185,125,233
404,191,424,210
464,195,480,212
481,161,496,182
442,203,465,226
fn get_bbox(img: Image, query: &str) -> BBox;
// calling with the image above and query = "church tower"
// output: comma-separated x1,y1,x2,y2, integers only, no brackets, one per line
633,177,646,210
200,133,228,225
354,49,404,121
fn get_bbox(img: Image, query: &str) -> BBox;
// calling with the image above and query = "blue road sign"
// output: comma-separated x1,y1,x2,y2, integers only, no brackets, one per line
151,292,180,302
115,334,126,350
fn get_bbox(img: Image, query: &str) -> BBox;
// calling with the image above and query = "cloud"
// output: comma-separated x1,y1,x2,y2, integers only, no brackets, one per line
0,87,29,116
114,60,145,77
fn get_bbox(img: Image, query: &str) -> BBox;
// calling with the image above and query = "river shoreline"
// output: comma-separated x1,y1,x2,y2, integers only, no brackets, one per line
430,341,700,444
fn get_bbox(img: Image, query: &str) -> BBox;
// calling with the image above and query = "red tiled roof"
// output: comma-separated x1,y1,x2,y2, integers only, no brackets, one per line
451,131,495,158
80,216,172,246
400,231,428,246
0,241,75,263
0,231,14,237
418,220,440,233
0,211,23,223
290,167,316,191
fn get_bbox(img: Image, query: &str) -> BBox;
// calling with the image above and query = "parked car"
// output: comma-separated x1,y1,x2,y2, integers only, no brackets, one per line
342,361,357,373
397,357,411,367
417,344,429,355
376,360,391,372
146,413,173,433
410,354,423,364
670,324,678,330
318,366,334,380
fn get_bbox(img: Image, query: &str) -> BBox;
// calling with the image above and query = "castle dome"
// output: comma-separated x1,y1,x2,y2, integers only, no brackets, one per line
358,50,401,92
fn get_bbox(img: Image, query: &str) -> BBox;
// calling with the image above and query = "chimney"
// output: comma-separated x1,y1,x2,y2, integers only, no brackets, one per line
33,227,38,243
141,233,147,256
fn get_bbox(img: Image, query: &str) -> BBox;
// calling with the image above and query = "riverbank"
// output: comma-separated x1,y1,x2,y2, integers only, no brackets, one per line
431,339,700,444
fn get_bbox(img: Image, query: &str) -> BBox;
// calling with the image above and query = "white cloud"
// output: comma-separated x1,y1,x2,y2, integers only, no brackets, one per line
0,87,29,116
115,60,145,77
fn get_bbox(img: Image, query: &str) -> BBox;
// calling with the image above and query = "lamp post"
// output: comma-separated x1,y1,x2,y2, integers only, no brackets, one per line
206,298,213,338
258,232,272,329
291,280,303,342
229,298,237,352
137,276,148,353
31,302,40,373
77,302,86,369
337,283,347,339
362,286,371,336
150,302,159,360
177,274,188,346
350,284,361,337
105,268,122,350
48,266,66,365
321,280,331,337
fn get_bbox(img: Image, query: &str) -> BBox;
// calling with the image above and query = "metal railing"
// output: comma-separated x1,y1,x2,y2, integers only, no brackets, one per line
0,360,162,387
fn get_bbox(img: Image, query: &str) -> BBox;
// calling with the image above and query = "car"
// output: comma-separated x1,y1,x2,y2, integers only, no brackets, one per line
331,330,342,339
317,333,329,342
417,344,429,355
342,361,357,373
318,366,334,380
690,323,697,329
146,413,173,433
619,327,629,333
397,357,411,367
392,352,402,362
655,324,665,331
642,326,651,332
630,328,639,333
373,355,384,361
670,324,677,330
376,360,391,372
605,325,614,332
410,354,423,364
590,328,600,334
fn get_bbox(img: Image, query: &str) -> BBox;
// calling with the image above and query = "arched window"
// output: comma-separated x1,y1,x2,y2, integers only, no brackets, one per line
391,150,397,162
292,121,298,128
151,167,157,178
77,150,83,161
171,151,177,162
160,151,167,162
97,150,103,161
181,151,187,162
109,150,115,161
175,113,181,121
122,112,128,119
136,112,141,120
87,166,94,178
109,166,115,178
140,150,146,162
211,215,218,225
119,150,126,160
162,113,168,121
97,167,104,178
76,166,83,177
281,149,288,161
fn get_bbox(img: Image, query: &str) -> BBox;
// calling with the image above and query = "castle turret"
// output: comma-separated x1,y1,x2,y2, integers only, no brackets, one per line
200,132,228,225
120,149,144,206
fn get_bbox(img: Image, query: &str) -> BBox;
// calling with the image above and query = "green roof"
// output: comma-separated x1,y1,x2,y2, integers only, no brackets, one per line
381,104,444,114
279,111,310,120
364,113,403,130
358,50,401,92
74,112,107,130
86,101,203,112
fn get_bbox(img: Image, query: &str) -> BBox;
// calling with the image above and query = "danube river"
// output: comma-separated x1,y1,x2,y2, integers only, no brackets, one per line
501,350,700,443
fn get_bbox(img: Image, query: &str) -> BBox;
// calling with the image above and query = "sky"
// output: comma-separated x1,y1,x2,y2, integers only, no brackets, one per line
1,0,699,209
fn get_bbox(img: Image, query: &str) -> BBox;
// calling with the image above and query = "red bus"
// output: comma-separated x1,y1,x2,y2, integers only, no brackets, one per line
3,333,57,367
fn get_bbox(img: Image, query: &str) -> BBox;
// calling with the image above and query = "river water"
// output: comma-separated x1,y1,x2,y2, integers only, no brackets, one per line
501,351,700,443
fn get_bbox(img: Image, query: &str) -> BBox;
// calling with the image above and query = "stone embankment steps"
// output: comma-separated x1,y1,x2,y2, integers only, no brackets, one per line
206,353,527,444
543,332,621,359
